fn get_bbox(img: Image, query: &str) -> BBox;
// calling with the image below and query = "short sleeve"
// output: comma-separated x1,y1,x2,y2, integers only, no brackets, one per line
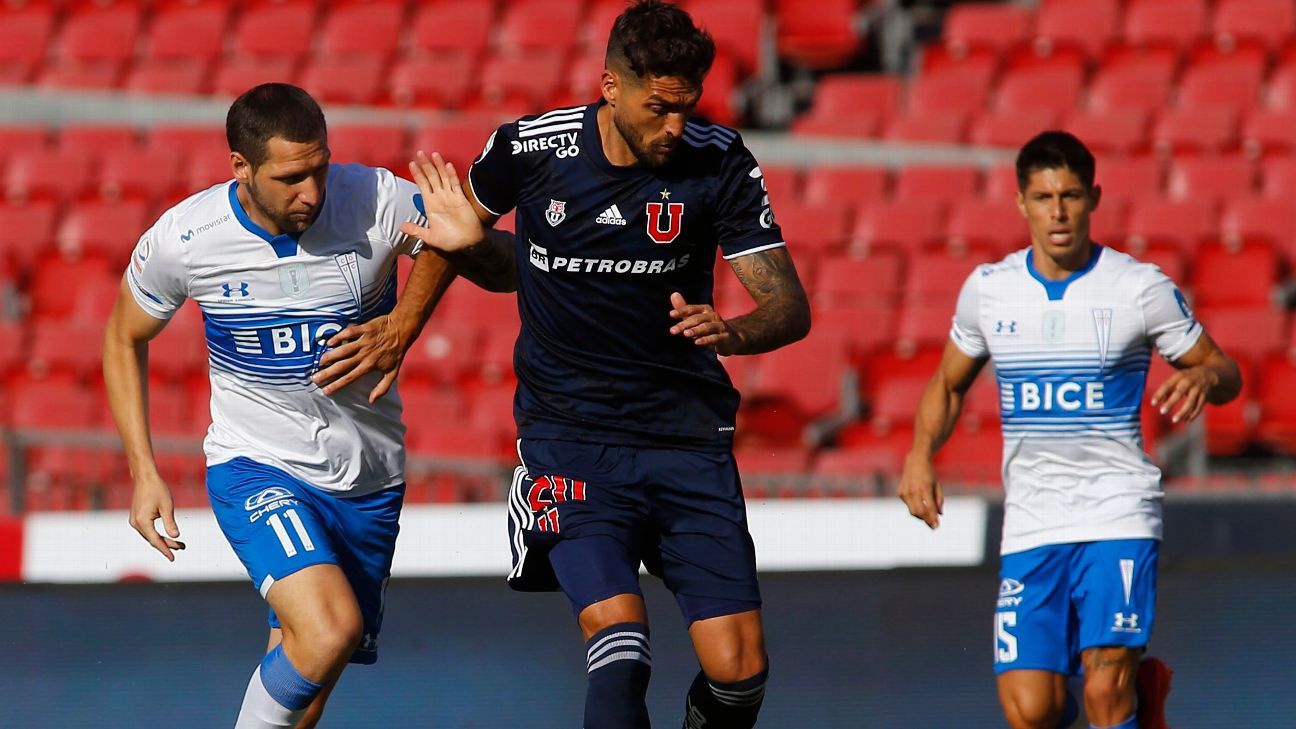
377,168,428,257
715,140,786,260
1140,266,1203,362
466,125,518,217
949,268,988,359
125,221,187,320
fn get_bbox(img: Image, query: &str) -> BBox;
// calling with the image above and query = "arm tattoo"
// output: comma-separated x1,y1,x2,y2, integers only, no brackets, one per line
724,247,811,355
448,228,518,293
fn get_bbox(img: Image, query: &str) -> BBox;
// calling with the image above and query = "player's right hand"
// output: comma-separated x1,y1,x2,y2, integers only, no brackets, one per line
128,474,185,561
898,452,944,530
399,150,484,254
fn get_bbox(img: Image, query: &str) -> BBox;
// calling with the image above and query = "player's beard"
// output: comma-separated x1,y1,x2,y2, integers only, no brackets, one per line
613,111,675,169
245,180,321,234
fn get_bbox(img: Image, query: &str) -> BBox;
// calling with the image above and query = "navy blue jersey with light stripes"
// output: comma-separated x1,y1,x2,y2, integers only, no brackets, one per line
468,102,786,450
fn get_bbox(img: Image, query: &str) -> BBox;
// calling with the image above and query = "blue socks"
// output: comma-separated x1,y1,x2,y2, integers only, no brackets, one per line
584,622,652,729
683,665,769,729
259,644,324,711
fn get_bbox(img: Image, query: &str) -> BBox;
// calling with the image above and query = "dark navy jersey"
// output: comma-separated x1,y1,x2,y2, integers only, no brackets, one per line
467,101,786,451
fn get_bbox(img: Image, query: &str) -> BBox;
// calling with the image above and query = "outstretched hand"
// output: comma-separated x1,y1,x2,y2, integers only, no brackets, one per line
668,292,737,355
399,150,484,255
898,452,944,530
128,475,186,561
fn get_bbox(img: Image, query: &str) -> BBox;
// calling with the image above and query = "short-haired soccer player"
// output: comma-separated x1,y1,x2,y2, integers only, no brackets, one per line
900,131,1242,729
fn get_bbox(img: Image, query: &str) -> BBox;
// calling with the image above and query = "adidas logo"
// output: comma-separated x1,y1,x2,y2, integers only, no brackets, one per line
595,204,628,226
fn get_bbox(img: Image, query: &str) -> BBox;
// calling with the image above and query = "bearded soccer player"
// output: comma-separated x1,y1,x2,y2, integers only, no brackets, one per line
899,131,1242,729
103,84,455,728
389,2,810,726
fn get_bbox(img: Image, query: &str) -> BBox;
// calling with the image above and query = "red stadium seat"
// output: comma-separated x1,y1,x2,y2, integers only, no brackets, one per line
1202,356,1256,456
1118,240,1186,283
774,0,862,70
934,427,1003,488
1124,198,1216,252
813,252,904,308
896,300,957,354
497,0,583,53
57,199,148,259
211,55,299,99
1213,0,1296,52
1150,108,1238,156
0,126,51,164
10,377,99,430
319,2,405,57
684,0,764,75
1197,307,1286,364
772,201,851,257
1035,0,1119,59
695,52,740,126
733,446,812,483
55,2,142,63
328,125,408,170
813,302,899,358
0,5,55,84
946,200,1026,254
28,319,107,379
57,124,139,162
4,149,95,203
905,250,990,307
146,125,227,172
1094,156,1163,206
1191,241,1279,307
28,257,114,320
748,329,851,419
386,54,478,109
882,112,968,145
909,67,994,117
1241,110,1296,159
968,109,1058,149
851,200,947,254
35,58,124,90
1062,109,1150,156
580,0,628,51
981,164,1020,202
1166,155,1255,203
1086,53,1177,116
1176,52,1266,115
866,372,929,435
144,2,231,61
1220,197,1296,258
1261,155,1296,199
402,321,482,386
893,165,981,205
1123,0,1209,49
408,1,494,57
941,3,1033,56
919,43,999,77
1255,355,1296,453
232,2,318,60
1266,60,1296,112
413,114,508,173
811,446,902,485
994,64,1084,118
792,74,902,139
0,200,57,270
125,58,209,96
298,55,386,106
464,382,517,442
802,167,889,210
472,51,566,114
759,165,800,207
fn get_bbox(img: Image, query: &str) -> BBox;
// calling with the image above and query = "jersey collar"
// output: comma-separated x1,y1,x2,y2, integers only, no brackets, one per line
227,181,302,258
1025,243,1104,301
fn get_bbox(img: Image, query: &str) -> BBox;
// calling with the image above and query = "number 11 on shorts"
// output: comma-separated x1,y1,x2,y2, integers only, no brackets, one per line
268,509,316,557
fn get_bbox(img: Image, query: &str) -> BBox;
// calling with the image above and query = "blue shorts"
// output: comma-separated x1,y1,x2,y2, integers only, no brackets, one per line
207,457,404,665
507,439,761,624
994,539,1159,676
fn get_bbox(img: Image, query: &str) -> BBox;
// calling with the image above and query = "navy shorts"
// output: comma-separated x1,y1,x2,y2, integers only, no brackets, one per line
507,439,761,624
207,457,404,665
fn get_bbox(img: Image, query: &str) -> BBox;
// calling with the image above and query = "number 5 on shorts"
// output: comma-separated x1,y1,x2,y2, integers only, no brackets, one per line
267,509,316,557
996,612,1018,663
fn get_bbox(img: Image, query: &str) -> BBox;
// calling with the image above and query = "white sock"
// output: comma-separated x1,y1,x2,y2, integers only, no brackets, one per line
234,666,308,728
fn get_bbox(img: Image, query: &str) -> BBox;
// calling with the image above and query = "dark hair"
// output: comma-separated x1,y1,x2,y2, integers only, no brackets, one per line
226,83,327,169
1015,131,1096,192
606,0,716,86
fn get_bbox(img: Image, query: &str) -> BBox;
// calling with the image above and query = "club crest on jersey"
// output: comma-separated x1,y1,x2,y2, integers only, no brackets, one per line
646,201,684,244
546,199,567,227
278,263,310,298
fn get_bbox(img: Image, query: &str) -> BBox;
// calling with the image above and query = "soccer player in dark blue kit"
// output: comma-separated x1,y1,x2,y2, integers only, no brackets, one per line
395,3,810,726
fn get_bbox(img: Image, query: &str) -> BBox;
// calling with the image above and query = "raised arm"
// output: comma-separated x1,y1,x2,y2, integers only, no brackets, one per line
898,340,989,529
1151,331,1243,424
103,277,186,560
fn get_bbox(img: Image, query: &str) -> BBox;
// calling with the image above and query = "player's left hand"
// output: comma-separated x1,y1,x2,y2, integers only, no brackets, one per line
311,315,405,402
1151,365,1220,424
669,292,737,355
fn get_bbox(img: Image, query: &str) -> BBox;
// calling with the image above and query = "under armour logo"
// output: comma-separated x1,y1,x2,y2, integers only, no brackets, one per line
995,320,1018,334
1113,612,1141,632
221,282,250,298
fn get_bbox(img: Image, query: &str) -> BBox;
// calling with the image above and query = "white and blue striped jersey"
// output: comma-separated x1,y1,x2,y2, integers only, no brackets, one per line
125,164,426,495
950,245,1202,555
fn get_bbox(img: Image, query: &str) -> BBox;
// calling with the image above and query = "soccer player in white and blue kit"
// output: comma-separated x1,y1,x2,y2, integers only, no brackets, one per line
103,84,453,728
900,132,1241,729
